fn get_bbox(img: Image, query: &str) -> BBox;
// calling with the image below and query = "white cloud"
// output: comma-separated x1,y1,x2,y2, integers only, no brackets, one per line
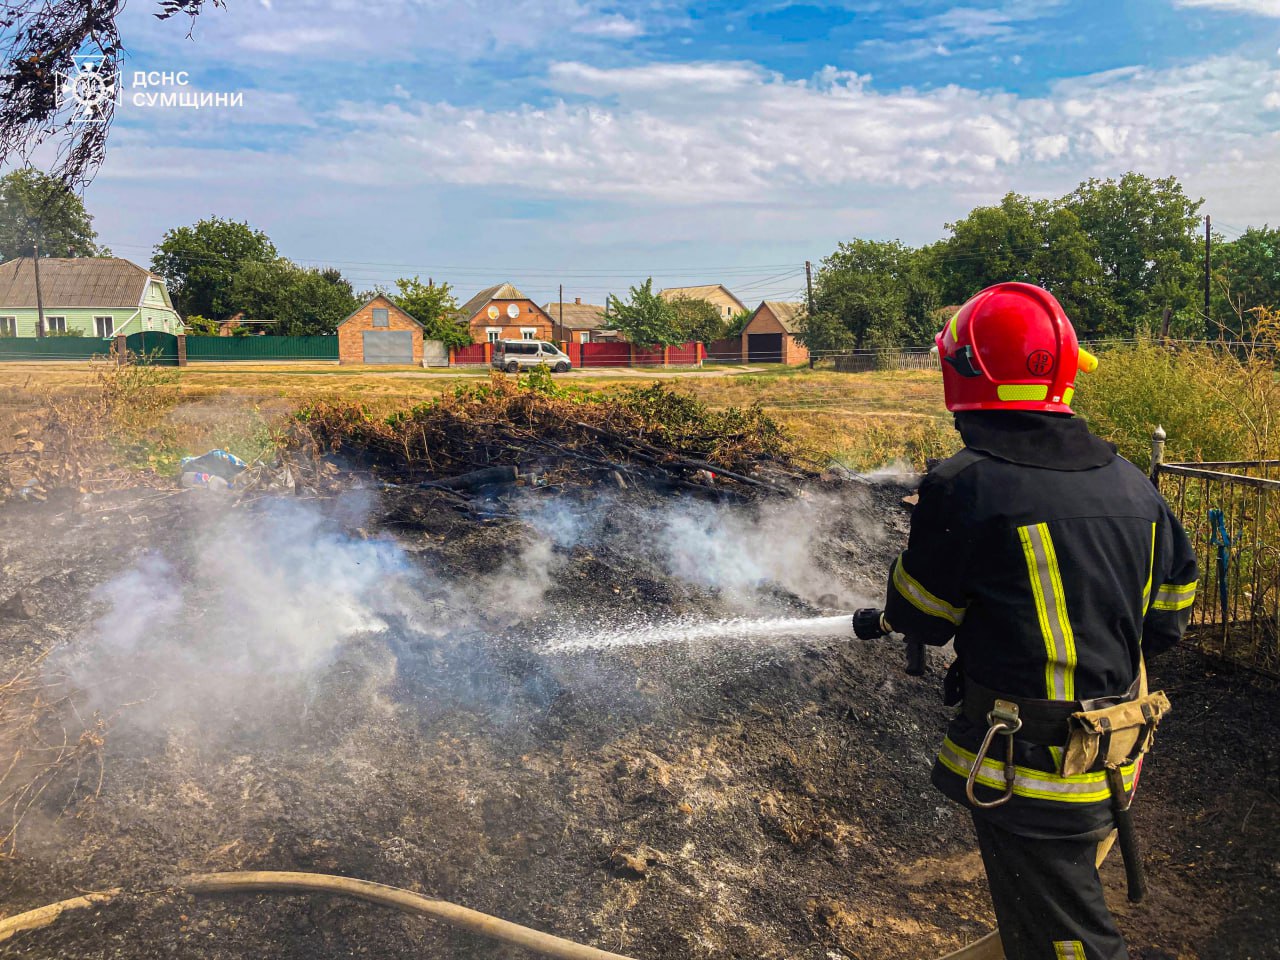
280,55,1280,209
238,26,346,54
571,13,645,38
1174,0,1280,15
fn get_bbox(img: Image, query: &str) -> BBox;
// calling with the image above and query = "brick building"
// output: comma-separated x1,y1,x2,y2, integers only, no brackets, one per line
336,295,424,365
541,297,620,343
740,300,809,365
457,282,554,344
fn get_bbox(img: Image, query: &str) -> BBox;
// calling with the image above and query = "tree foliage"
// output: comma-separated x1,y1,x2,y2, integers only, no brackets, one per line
230,262,359,336
1213,226,1280,339
391,276,470,348
808,239,940,352
151,217,278,319
667,295,727,343
606,278,684,346
0,168,102,260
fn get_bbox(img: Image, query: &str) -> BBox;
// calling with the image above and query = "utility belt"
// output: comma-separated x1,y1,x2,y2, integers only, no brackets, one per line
959,662,1171,802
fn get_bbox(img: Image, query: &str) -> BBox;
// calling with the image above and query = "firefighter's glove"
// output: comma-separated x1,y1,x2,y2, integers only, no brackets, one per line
852,608,890,640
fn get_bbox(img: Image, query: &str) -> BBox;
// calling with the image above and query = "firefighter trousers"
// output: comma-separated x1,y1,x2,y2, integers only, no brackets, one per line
972,814,1128,960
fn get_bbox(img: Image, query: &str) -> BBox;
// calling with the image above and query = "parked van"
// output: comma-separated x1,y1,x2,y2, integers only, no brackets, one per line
492,339,572,373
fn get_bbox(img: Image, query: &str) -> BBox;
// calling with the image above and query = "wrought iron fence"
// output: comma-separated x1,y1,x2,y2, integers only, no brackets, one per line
1154,446,1280,677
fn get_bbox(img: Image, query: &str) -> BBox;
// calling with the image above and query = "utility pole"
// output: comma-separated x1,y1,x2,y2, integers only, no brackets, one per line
805,260,816,369
558,283,564,345
1204,215,1211,321
32,239,45,338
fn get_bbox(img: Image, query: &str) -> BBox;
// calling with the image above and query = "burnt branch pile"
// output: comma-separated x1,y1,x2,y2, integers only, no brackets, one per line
288,375,806,498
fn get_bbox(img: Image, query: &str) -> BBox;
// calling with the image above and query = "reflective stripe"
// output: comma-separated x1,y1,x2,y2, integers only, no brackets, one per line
938,737,1136,804
949,312,959,341
1152,581,1197,611
1142,522,1156,613
1018,523,1078,701
892,555,965,625
1054,942,1085,960
997,384,1049,402
1062,386,1075,407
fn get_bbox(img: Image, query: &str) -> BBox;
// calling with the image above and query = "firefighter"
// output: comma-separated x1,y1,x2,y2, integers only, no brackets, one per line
853,282,1198,960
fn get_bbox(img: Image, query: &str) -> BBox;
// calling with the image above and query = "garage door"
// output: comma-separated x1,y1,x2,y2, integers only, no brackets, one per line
747,333,783,363
362,331,414,364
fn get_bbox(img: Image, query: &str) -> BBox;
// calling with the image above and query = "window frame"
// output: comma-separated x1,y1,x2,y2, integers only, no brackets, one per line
94,315,114,338
45,315,67,334
486,327,502,343
371,307,390,328
520,327,537,340
0,316,15,337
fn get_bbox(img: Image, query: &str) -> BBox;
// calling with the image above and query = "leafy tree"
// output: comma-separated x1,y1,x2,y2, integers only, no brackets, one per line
181,314,220,336
667,295,727,343
726,308,753,337
794,309,855,358
152,217,277,319
392,275,470,348
230,261,358,336
0,168,102,260
607,278,683,346
1213,226,1280,339
1063,174,1203,337
810,239,941,350
936,194,1112,336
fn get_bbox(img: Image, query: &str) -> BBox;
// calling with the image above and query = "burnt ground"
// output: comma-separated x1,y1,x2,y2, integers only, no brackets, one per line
0,479,1276,960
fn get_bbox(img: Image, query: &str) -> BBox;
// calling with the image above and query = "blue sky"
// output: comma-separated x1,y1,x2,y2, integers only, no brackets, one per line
46,0,1280,304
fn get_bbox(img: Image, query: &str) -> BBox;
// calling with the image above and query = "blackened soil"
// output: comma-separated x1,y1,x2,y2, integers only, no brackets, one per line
0,480,1276,960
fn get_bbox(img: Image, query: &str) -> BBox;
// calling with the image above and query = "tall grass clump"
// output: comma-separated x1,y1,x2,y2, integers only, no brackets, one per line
1074,339,1278,465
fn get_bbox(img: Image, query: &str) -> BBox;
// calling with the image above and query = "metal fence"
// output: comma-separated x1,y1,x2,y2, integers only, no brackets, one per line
0,337,112,361
185,335,338,362
1155,454,1280,678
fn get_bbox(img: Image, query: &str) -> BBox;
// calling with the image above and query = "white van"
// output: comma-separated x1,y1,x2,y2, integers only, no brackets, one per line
492,339,572,373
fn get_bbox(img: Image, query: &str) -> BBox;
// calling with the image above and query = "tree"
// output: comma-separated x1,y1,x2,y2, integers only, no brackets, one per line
1063,174,1203,337
810,239,942,350
606,278,683,346
794,309,855,358
0,168,102,260
1214,226,1280,339
152,218,277,319
1,1,222,185
936,193,1113,337
392,276,470,348
231,261,358,336
667,295,726,343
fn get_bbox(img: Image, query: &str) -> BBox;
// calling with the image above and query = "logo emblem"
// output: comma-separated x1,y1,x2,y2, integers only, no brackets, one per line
1027,350,1054,376
57,55,119,124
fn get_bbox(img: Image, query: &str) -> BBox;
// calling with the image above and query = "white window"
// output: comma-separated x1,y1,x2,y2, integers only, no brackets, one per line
579,331,589,344
0,317,15,337
46,316,66,334
521,328,537,340
372,308,389,327
486,328,502,343
95,316,114,337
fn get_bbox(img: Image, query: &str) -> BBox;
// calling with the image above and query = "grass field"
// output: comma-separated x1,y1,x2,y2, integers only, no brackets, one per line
0,361,956,473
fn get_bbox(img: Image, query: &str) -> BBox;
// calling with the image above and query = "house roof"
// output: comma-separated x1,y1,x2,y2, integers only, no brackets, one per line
458,282,531,318
658,284,746,313
542,301,609,330
0,257,163,309
336,294,424,329
753,300,806,334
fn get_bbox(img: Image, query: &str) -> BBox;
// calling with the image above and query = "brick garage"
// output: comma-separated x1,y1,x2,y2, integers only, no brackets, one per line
337,295,424,365
740,300,809,365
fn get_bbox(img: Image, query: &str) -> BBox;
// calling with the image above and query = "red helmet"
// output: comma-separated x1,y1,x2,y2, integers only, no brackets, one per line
934,282,1097,414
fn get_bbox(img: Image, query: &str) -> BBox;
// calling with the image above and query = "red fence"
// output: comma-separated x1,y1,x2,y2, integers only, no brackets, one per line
451,343,489,365
581,342,633,367
705,337,743,363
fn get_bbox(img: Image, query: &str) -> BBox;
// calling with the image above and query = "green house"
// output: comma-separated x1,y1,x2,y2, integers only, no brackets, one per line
0,257,183,339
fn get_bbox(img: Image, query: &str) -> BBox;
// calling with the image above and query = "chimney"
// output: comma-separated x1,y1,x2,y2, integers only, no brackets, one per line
574,297,581,305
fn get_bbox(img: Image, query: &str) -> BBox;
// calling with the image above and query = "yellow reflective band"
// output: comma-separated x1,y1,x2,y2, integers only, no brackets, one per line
997,384,1050,402
891,555,965,626
1054,942,1086,960
949,312,959,341
1142,522,1156,613
1062,386,1075,407
1152,581,1197,611
1018,523,1078,701
938,737,1136,804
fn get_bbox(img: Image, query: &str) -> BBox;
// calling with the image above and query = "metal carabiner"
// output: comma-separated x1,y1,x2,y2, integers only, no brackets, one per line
966,700,1023,809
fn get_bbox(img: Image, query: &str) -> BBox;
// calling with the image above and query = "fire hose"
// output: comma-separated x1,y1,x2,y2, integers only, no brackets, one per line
0,836,1117,960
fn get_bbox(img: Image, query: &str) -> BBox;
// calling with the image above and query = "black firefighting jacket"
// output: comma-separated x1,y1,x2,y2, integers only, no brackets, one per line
883,411,1198,838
